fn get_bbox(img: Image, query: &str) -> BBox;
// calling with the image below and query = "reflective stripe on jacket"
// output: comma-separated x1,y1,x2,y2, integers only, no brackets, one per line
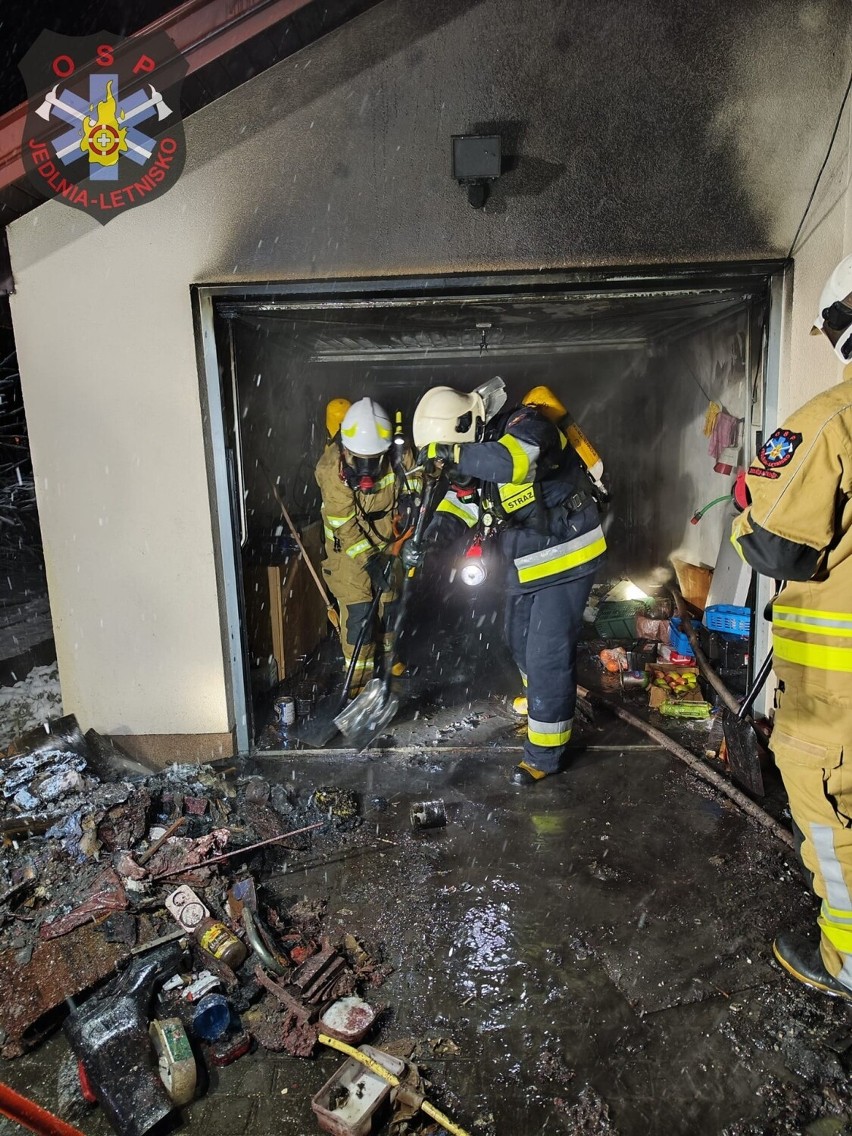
731,379,852,741
315,442,417,568
431,404,606,593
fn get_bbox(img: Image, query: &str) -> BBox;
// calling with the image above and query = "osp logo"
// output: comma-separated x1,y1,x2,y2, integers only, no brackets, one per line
19,30,187,224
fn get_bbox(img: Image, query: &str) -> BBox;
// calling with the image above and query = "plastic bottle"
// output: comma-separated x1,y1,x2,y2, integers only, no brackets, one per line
193,918,247,969
659,701,712,720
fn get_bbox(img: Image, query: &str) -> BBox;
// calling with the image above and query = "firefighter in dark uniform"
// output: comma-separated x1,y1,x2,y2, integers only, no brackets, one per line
410,378,607,785
731,253,852,1000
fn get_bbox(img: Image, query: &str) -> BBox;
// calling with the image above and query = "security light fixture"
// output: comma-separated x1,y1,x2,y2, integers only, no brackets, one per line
452,134,501,208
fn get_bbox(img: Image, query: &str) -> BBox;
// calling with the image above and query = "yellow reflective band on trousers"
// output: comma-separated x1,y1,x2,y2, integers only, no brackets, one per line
514,526,606,584
774,635,852,672
499,482,536,513
527,716,572,747
820,901,852,955
436,496,477,527
811,823,852,955
497,434,534,482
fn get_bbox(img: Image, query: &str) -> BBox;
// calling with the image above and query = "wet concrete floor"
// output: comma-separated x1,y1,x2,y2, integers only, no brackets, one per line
3,710,852,1136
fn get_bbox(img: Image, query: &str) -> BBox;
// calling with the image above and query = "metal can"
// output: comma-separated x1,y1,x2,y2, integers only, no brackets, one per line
274,696,296,726
410,799,447,829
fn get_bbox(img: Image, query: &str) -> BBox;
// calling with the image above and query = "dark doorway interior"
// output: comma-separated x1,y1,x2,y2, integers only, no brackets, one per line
215,273,771,746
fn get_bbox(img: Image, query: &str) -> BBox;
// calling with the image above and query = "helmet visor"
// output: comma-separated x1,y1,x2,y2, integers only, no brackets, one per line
817,300,852,361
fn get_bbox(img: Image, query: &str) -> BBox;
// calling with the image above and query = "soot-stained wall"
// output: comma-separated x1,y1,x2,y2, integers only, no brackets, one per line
8,0,849,744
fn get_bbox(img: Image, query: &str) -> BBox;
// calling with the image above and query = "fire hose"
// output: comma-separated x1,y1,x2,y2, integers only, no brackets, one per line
0,1084,85,1136
318,1033,471,1136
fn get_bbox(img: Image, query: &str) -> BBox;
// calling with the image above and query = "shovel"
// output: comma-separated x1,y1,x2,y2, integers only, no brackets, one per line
722,648,774,797
335,479,438,747
299,579,386,748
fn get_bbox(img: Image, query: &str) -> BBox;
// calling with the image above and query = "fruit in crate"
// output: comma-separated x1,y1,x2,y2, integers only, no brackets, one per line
649,667,698,699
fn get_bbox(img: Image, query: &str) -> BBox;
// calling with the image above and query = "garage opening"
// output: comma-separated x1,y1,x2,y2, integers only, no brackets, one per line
203,268,779,752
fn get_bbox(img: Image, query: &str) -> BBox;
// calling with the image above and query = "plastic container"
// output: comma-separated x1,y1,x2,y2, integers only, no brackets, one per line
312,1045,406,1136
704,605,751,637
669,618,695,658
595,600,644,640
319,996,378,1045
191,993,231,1042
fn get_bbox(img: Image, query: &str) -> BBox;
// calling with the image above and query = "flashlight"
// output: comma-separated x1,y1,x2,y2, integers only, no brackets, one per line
459,540,487,587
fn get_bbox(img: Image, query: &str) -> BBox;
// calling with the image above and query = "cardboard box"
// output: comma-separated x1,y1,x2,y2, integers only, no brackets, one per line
645,662,701,709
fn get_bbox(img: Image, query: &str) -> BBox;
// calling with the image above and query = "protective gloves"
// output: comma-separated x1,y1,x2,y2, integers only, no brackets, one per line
417,442,462,479
365,553,393,593
400,541,425,571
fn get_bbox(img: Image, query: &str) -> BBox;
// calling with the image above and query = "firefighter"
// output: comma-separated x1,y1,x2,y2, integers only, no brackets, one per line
731,253,852,1000
410,378,607,785
315,397,416,696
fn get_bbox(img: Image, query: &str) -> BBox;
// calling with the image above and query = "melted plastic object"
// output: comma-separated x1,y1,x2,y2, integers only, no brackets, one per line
64,941,186,1136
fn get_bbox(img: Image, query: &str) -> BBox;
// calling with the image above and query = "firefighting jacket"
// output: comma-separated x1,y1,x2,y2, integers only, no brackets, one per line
315,442,418,569
731,379,852,743
427,404,606,594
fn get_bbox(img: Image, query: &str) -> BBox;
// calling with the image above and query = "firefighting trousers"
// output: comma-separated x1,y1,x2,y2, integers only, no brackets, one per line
322,558,400,693
771,721,852,989
503,574,595,774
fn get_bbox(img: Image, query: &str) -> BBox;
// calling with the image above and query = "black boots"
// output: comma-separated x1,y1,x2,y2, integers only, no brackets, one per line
510,761,552,786
773,932,852,1001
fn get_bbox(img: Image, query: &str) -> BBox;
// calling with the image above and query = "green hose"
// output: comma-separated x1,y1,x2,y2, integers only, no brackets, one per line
691,494,731,523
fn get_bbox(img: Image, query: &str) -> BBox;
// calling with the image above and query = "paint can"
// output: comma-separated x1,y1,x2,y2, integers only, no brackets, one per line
274,696,296,727
621,670,649,690
410,799,447,829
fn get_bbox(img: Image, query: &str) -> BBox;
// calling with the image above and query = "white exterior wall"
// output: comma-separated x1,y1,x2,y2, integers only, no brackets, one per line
5,0,852,742
8,207,230,734
784,96,852,416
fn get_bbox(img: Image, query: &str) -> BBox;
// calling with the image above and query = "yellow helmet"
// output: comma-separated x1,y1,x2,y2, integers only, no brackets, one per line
522,385,567,424
325,398,351,440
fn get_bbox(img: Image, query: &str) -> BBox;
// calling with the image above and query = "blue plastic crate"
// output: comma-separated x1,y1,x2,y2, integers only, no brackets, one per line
669,617,695,657
704,604,751,638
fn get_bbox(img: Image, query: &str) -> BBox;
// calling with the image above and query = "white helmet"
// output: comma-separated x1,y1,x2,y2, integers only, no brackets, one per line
340,397,392,456
412,387,484,448
813,254,852,362
412,378,506,449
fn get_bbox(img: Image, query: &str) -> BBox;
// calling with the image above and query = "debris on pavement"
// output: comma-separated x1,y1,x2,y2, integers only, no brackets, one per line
0,713,415,1135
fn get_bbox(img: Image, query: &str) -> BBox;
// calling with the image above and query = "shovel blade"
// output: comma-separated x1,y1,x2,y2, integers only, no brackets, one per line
722,710,765,796
334,678,399,746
